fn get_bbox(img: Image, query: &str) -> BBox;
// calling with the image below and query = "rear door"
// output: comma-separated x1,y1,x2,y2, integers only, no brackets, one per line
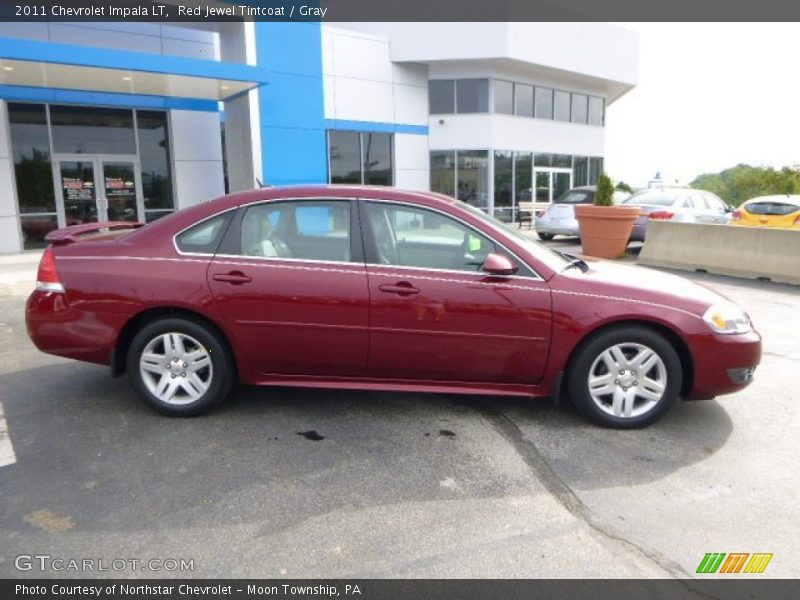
361,200,552,384
207,198,370,377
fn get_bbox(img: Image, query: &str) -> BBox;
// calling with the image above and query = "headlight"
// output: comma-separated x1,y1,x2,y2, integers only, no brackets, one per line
702,303,753,335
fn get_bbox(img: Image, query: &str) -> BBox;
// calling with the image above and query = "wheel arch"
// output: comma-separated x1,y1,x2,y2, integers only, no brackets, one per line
112,306,238,379
564,318,694,398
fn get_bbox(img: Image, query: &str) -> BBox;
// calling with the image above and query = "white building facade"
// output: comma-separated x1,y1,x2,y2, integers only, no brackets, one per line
0,21,637,253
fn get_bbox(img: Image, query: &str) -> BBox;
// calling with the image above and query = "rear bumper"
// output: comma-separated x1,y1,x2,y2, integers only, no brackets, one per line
535,218,580,236
26,290,114,366
686,330,762,400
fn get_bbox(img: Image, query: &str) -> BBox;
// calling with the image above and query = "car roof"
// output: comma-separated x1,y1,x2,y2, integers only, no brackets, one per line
744,194,800,206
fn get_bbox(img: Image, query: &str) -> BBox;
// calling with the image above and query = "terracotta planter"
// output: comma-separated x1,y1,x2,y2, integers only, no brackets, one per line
575,204,641,259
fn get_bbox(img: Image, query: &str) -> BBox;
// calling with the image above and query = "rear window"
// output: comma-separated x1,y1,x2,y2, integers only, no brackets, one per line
623,191,678,207
175,212,231,254
745,202,800,216
555,190,594,204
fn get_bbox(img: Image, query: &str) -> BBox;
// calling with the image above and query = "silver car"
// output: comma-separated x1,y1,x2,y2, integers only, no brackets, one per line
622,187,732,241
534,186,630,241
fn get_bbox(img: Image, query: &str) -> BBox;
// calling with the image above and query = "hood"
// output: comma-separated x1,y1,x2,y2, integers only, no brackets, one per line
557,258,730,315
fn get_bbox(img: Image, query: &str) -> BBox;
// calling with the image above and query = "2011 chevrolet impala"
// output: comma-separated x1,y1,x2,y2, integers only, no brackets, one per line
25,186,761,428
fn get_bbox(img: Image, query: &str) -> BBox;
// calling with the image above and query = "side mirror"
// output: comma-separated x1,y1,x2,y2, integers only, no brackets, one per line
482,252,518,276
725,204,735,213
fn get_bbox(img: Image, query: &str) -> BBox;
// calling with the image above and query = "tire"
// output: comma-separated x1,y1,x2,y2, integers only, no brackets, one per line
126,317,235,416
567,326,682,429
537,232,556,241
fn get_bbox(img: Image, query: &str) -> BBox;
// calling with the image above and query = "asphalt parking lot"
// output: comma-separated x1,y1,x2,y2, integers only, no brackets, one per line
0,248,798,578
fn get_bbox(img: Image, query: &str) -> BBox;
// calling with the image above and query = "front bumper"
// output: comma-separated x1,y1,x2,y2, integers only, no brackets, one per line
686,330,762,399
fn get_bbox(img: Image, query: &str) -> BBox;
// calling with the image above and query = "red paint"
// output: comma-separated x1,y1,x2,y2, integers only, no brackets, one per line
25,185,761,401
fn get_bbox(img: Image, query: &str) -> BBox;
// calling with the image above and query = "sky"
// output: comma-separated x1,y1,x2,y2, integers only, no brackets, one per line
604,23,800,188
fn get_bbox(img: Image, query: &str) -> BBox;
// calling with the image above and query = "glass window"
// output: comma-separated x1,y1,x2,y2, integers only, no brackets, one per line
136,110,174,219
588,157,604,184
456,150,489,209
494,80,514,115
554,91,571,122
328,131,361,184
362,133,392,186
571,93,588,124
745,201,800,216
19,215,58,249
513,83,533,117
535,87,553,120
493,151,513,222
552,154,572,169
50,105,136,154
430,151,456,197
456,79,489,114
429,80,455,114
514,151,533,216
241,201,351,262
8,103,56,218
175,213,231,254
366,203,496,272
534,153,552,168
588,96,604,126
573,156,588,187
704,193,726,211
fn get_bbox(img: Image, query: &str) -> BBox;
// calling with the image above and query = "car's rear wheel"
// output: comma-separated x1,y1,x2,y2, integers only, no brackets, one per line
567,326,682,428
127,317,234,416
537,232,555,241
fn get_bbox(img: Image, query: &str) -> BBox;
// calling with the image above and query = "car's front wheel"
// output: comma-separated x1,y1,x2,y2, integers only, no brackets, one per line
567,326,682,428
127,317,234,416
537,232,556,241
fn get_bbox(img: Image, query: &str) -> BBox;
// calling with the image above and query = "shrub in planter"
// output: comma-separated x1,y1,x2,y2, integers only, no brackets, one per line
575,172,641,258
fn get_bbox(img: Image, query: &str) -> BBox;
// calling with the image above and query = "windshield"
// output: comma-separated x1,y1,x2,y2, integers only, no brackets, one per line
623,191,679,207
555,190,594,204
454,200,570,271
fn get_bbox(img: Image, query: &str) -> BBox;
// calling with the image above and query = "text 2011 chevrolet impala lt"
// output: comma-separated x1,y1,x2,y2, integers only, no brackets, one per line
26,186,761,428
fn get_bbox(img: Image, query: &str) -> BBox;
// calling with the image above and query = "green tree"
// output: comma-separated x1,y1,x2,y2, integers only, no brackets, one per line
595,172,615,207
615,181,634,194
691,164,800,206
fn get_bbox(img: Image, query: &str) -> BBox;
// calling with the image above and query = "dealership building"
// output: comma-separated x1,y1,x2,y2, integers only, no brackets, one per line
0,20,638,253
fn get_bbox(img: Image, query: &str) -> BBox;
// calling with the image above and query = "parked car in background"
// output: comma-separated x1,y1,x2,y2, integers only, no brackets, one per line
732,195,800,230
622,187,731,242
26,185,760,429
534,186,630,240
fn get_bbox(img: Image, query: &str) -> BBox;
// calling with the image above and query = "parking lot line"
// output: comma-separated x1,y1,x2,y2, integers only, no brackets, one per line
0,402,16,467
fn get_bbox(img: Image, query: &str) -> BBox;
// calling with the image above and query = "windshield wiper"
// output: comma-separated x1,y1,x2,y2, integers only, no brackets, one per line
553,250,589,273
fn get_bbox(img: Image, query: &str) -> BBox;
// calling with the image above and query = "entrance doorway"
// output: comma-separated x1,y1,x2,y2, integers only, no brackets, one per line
534,169,572,203
53,155,144,227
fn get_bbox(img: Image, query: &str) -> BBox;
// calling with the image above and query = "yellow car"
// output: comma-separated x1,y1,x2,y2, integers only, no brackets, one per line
732,195,800,229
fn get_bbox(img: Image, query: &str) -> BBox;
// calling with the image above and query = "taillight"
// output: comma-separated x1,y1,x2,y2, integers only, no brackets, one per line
648,211,674,220
794,214,800,226
36,246,64,293
732,210,742,222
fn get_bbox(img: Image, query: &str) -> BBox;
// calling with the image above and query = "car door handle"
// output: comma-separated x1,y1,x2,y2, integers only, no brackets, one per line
378,282,420,296
212,271,252,285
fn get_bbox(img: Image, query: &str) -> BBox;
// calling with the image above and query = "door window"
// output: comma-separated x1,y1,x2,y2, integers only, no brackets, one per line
240,200,352,262
366,203,496,272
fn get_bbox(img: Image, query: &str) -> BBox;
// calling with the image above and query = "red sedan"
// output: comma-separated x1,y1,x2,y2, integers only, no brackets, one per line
26,186,761,428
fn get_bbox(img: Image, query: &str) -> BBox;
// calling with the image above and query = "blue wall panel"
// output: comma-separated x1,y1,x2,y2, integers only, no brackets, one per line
255,22,327,185
0,85,219,111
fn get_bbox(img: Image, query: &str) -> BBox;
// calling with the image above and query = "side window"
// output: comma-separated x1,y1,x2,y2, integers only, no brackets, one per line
682,196,695,209
705,193,724,211
240,200,352,262
366,203,496,272
175,212,230,254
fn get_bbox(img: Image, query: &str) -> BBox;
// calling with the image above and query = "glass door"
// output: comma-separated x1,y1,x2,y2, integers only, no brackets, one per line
101,161,140,222
58,160,99,226
533,169,573,203
54,155,143,226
